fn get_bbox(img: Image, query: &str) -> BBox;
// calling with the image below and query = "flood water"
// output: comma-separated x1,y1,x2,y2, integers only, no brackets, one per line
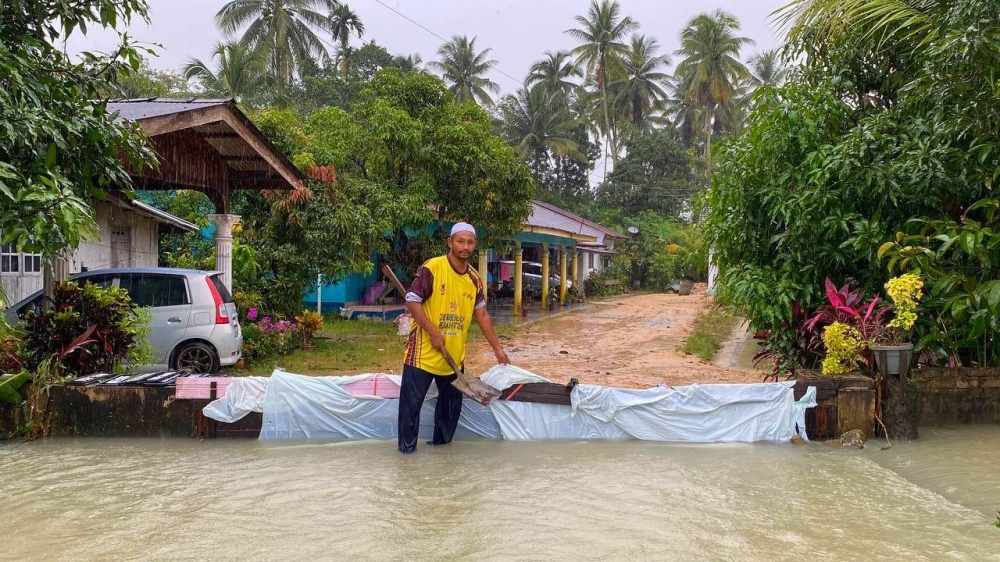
2,427,998,561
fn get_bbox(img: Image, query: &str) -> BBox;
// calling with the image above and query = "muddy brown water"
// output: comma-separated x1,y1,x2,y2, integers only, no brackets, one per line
2,427,998,561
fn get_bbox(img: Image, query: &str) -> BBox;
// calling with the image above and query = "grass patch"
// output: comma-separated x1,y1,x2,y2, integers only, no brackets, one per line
234,316,403,376
233,311,539,377
681,306,738,362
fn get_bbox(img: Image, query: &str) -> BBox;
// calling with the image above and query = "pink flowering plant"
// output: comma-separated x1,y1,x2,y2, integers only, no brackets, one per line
241,312,299,363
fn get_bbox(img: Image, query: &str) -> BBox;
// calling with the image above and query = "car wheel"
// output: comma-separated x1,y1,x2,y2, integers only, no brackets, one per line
174,341,220,374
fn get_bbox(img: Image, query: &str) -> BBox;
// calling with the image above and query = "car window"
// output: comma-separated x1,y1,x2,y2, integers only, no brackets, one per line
119,273,190,307
15,274,115,317
208,274,234,303
77,274,115,289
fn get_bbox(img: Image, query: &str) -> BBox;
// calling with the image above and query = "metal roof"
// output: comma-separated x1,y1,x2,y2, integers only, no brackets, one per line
104,195,199,233
107,98,232,122
527,200,625,242
130,200,199,233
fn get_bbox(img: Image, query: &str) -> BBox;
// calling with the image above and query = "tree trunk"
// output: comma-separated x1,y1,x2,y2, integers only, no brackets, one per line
599,63,618,167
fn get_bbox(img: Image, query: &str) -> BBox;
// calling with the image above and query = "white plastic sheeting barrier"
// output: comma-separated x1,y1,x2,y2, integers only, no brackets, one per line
202,366,814,443
201,376,268,423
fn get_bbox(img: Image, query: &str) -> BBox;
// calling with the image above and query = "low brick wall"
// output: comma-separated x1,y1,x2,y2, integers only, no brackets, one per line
913,367,1000,426
0,385,260,439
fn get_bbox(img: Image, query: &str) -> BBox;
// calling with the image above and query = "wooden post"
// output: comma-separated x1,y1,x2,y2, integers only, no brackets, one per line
559,246,568,306
513,242,523,317
42,253,70,309
540,243,549,310
478,250,488,304
570,250,579,295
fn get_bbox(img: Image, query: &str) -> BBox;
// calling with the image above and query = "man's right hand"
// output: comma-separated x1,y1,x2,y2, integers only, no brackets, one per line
429,330,446,352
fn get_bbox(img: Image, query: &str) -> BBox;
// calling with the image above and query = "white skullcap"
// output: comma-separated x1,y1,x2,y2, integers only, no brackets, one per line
450,222,476,237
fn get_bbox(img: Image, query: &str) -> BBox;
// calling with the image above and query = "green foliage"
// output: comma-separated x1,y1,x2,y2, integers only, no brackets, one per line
124,307,155,372
711,0,1000,368
617,211,705,291
428,35,500,106
598,129,698,217
141,190,216,270
0,371,30,406
21,282,143,376
237,70,533,315
0,321,25,373
0,0,157,267
183,41,272,104
104,57,191,99
880,201,1000,366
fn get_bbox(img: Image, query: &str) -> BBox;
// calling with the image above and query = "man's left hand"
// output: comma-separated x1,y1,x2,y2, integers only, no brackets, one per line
494,347,511,365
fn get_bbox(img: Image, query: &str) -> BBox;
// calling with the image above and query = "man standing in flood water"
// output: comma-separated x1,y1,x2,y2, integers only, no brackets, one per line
398,222,510,453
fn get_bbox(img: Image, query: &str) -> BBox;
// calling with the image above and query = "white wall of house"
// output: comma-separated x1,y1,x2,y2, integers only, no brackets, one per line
1,199,160,306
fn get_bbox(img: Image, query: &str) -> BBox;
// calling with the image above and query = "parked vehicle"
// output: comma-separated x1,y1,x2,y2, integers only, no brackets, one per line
4,268,241,373
497,260,572,290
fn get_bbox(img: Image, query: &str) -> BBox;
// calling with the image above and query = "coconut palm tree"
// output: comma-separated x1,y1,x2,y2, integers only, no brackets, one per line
526,51,582,100
673,9,753,166
499,84,585,181
613,34,671,129
329,2,364,75
215,0,338,87
428,35,500,105
565,0,638,165
775,0,940,48
183,41,271,104
747,49,788,88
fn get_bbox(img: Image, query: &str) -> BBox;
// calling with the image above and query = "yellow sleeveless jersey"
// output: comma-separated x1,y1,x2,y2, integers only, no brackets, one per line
403,255,486,375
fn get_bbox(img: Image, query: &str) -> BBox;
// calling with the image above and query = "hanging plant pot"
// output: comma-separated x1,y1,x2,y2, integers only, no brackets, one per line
872,343,914,377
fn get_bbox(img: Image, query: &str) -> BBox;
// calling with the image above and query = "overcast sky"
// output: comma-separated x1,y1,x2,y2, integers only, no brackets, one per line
68,0,790,95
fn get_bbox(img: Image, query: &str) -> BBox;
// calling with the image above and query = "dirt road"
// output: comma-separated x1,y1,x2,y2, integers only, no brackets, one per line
467,290,759,388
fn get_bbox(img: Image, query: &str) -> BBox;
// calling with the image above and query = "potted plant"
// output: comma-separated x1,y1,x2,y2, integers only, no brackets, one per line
870,273,923,377
295,310,325,349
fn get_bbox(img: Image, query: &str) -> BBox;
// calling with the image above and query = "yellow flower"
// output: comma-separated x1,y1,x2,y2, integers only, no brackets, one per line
822,322,864,375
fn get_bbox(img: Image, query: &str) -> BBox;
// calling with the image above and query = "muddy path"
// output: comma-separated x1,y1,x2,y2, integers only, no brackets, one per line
467,290,759,388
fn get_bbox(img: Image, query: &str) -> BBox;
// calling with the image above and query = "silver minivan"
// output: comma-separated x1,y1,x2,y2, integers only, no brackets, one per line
4,268,242,373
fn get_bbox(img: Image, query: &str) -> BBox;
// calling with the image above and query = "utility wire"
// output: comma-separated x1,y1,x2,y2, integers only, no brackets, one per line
372,0,524,87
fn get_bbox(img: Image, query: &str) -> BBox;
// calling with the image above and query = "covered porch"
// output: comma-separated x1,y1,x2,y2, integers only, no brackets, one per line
44,98,305,294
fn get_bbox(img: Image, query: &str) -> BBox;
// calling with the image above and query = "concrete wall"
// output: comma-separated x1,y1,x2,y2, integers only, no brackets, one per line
914,368,1000,426
1,199,160,305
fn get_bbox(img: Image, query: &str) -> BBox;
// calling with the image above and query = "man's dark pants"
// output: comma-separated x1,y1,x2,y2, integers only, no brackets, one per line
397,364,464,453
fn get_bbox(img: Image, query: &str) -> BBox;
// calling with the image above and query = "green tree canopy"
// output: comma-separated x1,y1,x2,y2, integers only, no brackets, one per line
0,0,156,278
710,0,1000,368
236,69,533,313
598,129,696,217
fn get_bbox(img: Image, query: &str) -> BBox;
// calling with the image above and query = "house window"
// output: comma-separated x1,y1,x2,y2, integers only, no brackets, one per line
0,244,43,274
587,252,593,269
1,244,18,273
23,252,41,273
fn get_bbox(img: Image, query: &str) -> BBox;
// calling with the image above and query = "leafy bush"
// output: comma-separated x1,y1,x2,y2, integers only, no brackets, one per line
295,310,324,346
0,322,25,374
21,282,145,376
241,314,299,363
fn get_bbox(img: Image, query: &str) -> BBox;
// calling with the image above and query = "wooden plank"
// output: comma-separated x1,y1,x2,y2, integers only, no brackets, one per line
836,389,876,438
220,110,303,189
139,107,228,137
500,382,573,406
198,131,240,139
